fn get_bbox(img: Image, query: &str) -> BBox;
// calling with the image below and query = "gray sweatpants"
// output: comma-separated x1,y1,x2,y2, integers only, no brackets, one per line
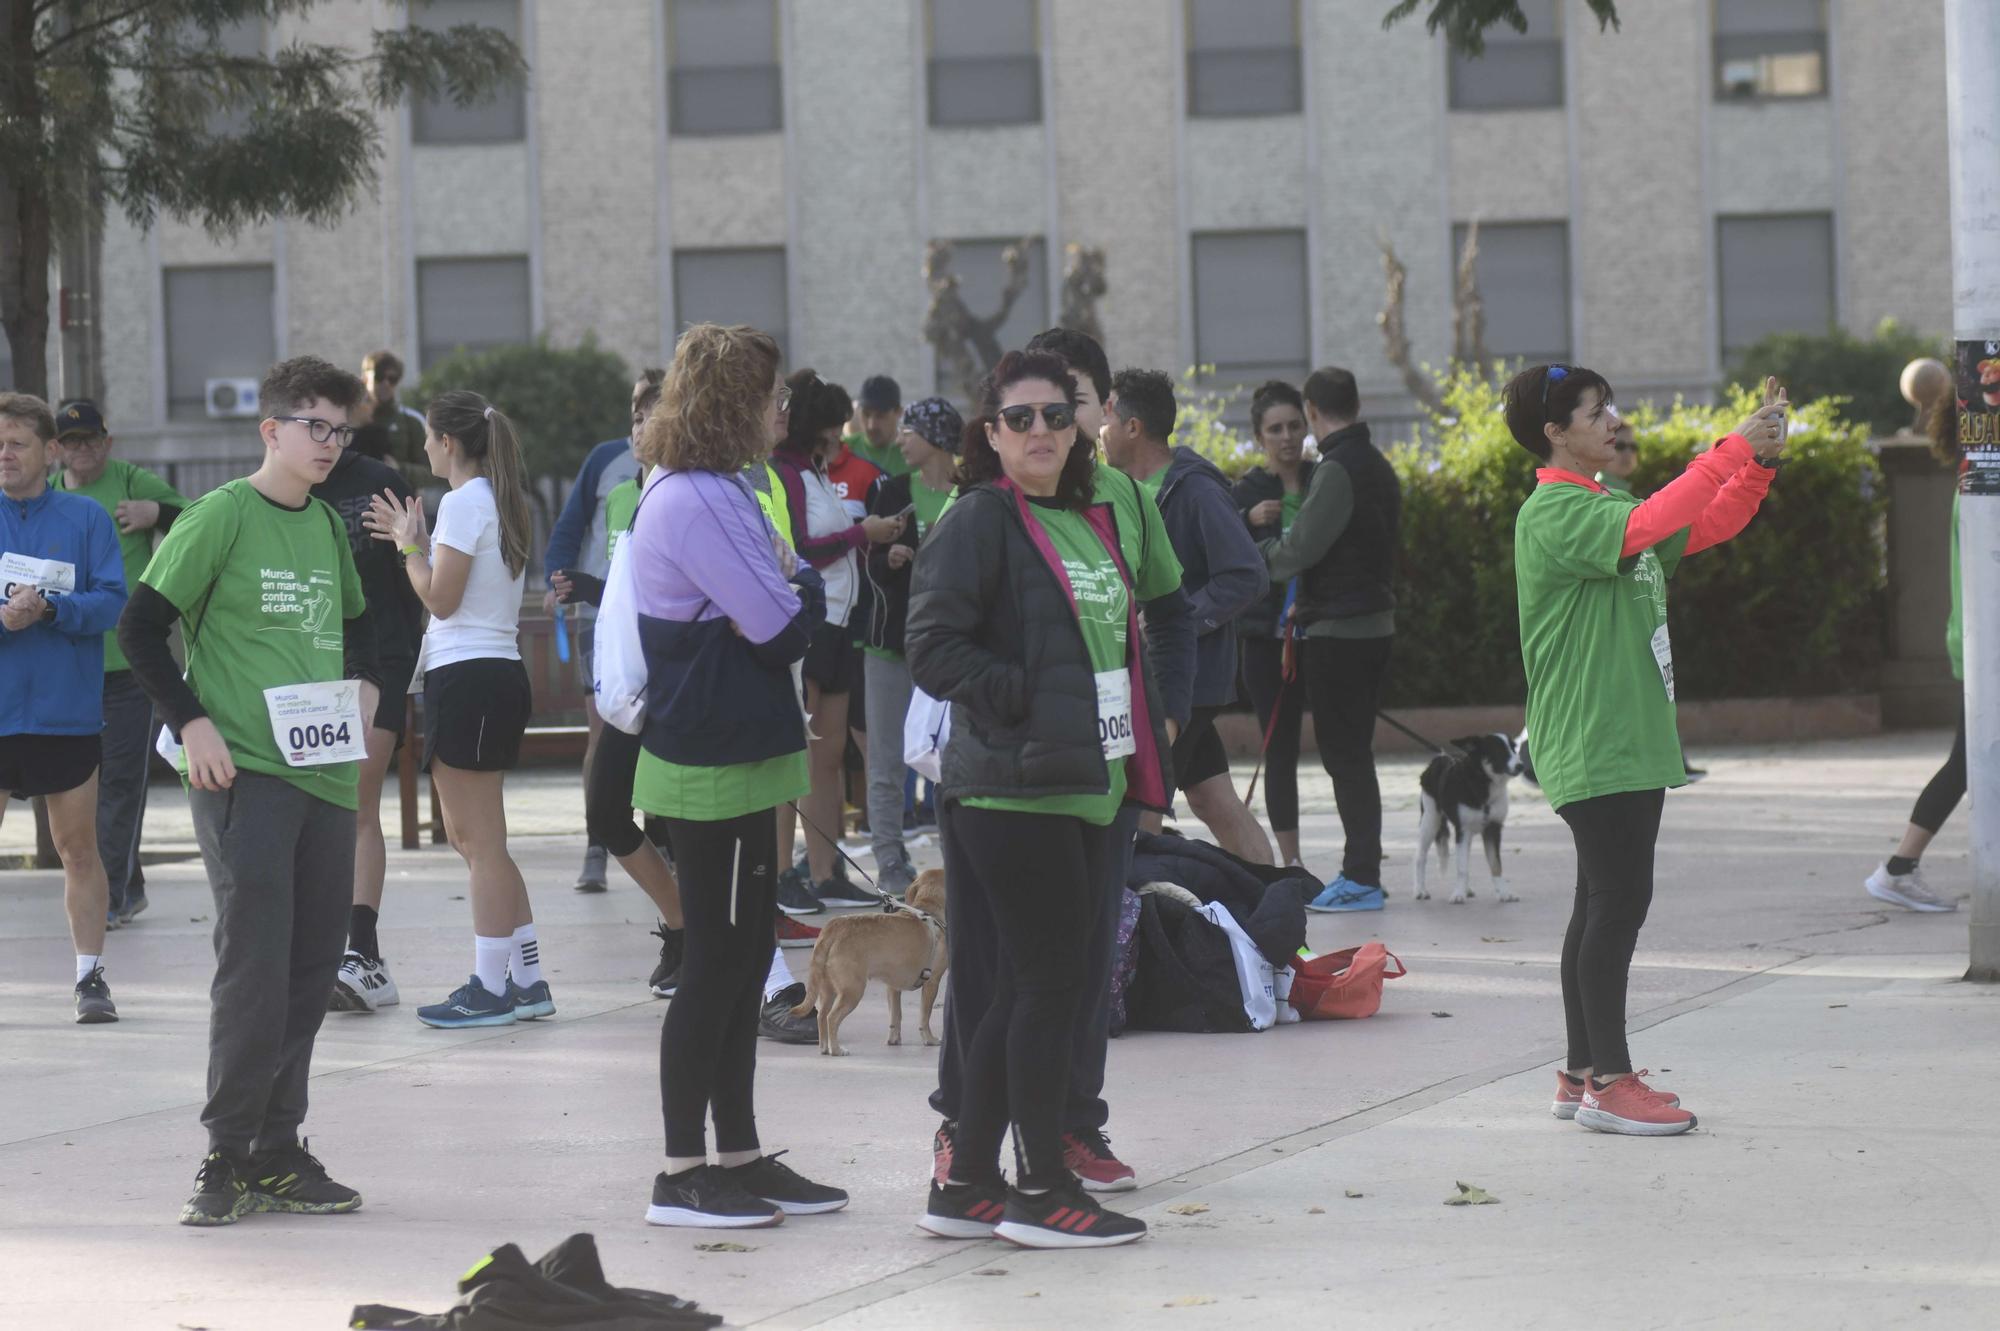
190,770,355,1155
864,651,914,871
97,671,155,912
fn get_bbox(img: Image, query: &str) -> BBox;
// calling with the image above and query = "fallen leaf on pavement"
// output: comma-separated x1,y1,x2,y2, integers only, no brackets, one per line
976,1269,1008,1277
1444,1181,1499,1206
1431,1011,1453,1018
1167,1202,1209,1215
1344,1189,1364,1199
695,1241,755,1252
1164,1296,1216,1308
1307,1205,1326,1213
1480,936,1515,943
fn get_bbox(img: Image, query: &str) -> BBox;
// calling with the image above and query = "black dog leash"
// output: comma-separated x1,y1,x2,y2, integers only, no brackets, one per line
1374,709,1465,758
786,800,898,904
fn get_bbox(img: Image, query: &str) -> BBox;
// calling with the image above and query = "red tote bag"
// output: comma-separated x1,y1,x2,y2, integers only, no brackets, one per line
1288,941,1406,1020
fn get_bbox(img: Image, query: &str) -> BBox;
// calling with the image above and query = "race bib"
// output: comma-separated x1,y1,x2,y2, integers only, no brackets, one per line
1651,623,1675,702
1095,668,1136,761
263,681,368,767
1,551,77,598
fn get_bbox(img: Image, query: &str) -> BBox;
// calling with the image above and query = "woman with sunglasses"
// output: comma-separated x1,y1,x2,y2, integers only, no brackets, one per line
1598,417,1640,493
906,350,1181,1248
1509,364,1787,1136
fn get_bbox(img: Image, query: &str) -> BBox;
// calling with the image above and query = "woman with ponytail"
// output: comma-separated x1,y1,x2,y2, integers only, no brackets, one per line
366,390,542,1028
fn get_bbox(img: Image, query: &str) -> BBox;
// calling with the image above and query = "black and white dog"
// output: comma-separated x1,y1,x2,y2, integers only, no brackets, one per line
1414,733,1526,904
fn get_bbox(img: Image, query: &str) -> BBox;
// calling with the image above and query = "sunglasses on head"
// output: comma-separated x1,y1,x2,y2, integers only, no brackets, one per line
1541,364,1570,420
996,403,1075,434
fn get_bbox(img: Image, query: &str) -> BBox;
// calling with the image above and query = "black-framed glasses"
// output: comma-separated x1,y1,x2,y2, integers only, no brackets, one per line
996,403,1076,434
272,416,358,447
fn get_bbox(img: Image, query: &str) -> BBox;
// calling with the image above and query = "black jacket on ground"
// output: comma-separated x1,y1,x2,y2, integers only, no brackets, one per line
1232,460,1316,639
861,473,921,655
1154,447,1269,707
905,476,1192,811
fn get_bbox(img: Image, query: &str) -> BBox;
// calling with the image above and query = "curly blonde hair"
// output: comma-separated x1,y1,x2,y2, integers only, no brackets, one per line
638,324,782,474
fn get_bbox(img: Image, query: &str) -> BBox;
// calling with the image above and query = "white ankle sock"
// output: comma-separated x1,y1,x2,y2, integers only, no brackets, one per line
664,1155,706,1176
76,954,100,985
762,945,793,1001
717,1148,761,1169
473,935,511,995
510,924,542,987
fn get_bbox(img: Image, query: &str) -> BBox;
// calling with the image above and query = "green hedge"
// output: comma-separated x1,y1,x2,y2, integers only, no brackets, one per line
1725,319,1943,437
1382,370,1885,707
413,336,634,482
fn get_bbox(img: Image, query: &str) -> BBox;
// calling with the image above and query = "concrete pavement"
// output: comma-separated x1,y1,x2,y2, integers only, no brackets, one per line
2,731,1996,1329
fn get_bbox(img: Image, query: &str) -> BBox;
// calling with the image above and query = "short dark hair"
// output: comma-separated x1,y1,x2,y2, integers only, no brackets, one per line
957,350,1095,510
1250,379,1305,434
1502,363,1615,461
1025,326,1111,405
1109,368,1176,442
823,381,854,426
261,356,366,418
1301,366,1359,423
362,350,404,381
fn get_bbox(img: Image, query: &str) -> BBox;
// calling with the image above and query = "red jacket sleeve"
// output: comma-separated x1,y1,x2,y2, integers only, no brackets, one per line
1620,435,1756,557
1684,461,1775,556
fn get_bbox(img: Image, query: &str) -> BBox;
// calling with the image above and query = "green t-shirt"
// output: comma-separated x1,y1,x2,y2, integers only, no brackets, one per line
965,468,1184,825
634,749,809,822
1281,491,1302,533
1515,479,1691,812
845,431,912,478
605,477,641,564
56,459,188,672
141,480,367,810
912,475,952,539
1136,462,1169,503
1596,471,1635,494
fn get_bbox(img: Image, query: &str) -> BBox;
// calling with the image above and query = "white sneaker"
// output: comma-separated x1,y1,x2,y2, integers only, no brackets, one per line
1864,864,1957,913
330,952,401,1011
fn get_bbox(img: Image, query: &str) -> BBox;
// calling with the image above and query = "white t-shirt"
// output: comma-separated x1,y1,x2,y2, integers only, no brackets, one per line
424,477,525,668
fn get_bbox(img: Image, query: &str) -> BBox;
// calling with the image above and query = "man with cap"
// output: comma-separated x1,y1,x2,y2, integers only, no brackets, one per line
845,375,912,477
53,399,187,925
858,397,961,897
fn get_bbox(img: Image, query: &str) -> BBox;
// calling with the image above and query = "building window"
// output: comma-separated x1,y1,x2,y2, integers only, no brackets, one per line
187,18,263,139
1448,0,1562,112
1454,221,1571,367
928,0,1040,128
1191,230,1309,383
668,0,782,136
1715,0,1826,101
411,0,526,146
417,256,533,369
932,238,1047,394
673,248,789,363
1187,0,1301,118
163,265,276,422
1717,213,1834,361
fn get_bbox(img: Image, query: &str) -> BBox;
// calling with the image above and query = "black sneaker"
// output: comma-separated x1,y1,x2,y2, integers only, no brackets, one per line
814,876,880,909
758,983,817,1044
775,867,823,917
245,1139,362,1214
645,1164,783,1229
179,1151,250,1226
576,843,609,893
74,965,117,1024
995,1179,1148,1249
723,1151,848,1215
918,1177,1008,1239
649,924,684,998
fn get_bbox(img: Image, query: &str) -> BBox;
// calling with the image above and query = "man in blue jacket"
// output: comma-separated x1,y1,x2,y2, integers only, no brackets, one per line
542,368,664,891
0,393,129,1022
1103,369,1274,864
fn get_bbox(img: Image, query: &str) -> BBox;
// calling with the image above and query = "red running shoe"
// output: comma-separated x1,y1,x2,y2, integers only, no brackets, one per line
1552,1070,1586,1120
775,915,820,949
1576,1076,1697,1136
1062,1128,1137,1193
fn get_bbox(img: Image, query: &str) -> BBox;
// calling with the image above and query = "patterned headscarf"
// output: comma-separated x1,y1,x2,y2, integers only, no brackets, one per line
900,397,965,455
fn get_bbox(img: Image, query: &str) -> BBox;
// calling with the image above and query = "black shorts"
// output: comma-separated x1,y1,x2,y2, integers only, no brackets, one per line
0,733,101,798
423,657,533,772
374,658,418,736
1171,706,1230,791
801,620,860,695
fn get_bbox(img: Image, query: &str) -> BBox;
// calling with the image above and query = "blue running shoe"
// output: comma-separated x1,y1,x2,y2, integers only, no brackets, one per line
507,978,556,1020
1307,876,1385,913
416,975,516,1028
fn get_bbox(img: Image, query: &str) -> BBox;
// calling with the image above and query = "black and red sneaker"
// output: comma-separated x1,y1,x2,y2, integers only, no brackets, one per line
1062,1127,1137,1193
995,1180,1147,1249
916,1177,1008,1239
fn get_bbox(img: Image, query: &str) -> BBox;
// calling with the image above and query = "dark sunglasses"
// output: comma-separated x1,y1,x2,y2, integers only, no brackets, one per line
996,403,1075,434
1541,364,1570,421
1613,442,1637,454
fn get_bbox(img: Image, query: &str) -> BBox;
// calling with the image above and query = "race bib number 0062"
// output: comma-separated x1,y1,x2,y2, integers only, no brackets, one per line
1095,668,1136,761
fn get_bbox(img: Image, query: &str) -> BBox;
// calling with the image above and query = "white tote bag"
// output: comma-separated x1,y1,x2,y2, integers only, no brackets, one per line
903,687,951,783
1194,901,1278,1032
592,522,647,736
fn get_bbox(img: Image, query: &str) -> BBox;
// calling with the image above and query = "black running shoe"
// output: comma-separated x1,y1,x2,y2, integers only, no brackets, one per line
775,867,823,917
74,965,117,1024
245,1139,362,1214
576,843,609,893
723,1150,848,1215
757,983,817,1044
649,924,684,998
918,1177,1008,1239
815,876,881,909
645,1164,783,1229
179,1151,250,1226
995,1180,1147,1249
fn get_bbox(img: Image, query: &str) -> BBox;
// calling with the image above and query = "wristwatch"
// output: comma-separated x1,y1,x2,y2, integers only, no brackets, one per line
1753,455,1785,471
39,597,56,624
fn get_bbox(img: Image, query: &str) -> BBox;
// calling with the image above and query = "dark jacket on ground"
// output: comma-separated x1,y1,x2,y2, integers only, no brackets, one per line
904,478,1193,811
1258,422,1400,638
861,473,922,655
1153,446,1268,707
1232,460,1316,639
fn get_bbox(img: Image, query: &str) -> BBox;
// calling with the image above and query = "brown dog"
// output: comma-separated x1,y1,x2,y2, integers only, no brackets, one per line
790,868,948,1056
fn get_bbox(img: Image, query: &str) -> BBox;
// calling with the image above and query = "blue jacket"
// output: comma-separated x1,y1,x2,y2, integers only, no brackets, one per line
1,487,128,734
1155,447,1269,706
544,437,640,584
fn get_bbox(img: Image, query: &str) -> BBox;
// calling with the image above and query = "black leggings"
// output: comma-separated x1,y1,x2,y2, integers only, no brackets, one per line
1556,788,1666,1076
657,808,778,1159
1910,710,1968,835
943,802,1115,1190
1240,637,1303,834
586,725,672,859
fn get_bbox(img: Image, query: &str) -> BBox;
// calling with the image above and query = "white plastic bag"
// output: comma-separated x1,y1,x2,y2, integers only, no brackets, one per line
1194,901,1277,1032
903,686,950,782
592,528,647,736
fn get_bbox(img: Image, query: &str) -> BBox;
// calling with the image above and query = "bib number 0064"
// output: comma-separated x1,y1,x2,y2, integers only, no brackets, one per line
288,721,353,751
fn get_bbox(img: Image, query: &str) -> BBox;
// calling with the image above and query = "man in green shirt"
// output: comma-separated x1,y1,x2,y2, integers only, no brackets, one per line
53,399,186,926
843,374,911,476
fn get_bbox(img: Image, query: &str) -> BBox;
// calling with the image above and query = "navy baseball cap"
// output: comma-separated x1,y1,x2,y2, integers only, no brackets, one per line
859,375,902,412
55,400,107,438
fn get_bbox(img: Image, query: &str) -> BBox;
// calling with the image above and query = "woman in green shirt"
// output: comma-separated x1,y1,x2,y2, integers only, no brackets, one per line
1509,363,1787,1137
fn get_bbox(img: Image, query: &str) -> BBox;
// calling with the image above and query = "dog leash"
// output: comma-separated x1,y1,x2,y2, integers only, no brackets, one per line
786,799,900,905
1243,617,1299,807
1374,709,1464,757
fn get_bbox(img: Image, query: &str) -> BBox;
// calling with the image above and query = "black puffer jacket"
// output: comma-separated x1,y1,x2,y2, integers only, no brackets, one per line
905,479,1189,811
861,474,921,654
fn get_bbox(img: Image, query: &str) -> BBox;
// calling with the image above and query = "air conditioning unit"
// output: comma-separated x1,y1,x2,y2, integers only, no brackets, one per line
205,378,261,419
